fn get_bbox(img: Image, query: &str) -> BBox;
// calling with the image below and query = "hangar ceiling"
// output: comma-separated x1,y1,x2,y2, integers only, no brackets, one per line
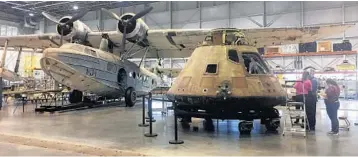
0,1,156,23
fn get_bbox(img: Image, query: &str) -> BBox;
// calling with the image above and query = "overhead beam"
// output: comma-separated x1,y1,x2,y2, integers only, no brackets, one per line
247,16,263,27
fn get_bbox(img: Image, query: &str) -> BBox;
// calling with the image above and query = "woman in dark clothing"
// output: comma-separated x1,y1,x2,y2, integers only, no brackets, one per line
324,79,340,135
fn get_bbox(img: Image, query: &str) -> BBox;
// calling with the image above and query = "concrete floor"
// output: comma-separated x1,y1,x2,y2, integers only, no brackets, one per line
0,99,358,155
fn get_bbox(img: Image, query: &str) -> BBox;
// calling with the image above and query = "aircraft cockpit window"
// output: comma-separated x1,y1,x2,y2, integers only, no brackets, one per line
205,64,218,74
242,53,269,74
228,49,239,63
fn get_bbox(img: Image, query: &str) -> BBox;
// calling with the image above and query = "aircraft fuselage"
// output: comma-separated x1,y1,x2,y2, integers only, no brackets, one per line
40,43,161,99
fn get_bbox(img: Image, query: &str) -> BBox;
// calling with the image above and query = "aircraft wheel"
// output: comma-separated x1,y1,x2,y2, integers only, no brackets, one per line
265,118,280,131
239,121,253,134
69,90,83,103
180,117,191,129
125,88,136,107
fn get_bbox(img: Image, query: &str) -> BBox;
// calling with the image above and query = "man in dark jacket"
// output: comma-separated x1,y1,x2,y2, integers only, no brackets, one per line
309,70,318,130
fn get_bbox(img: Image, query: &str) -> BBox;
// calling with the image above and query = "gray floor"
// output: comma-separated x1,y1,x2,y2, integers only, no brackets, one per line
0,99,358,155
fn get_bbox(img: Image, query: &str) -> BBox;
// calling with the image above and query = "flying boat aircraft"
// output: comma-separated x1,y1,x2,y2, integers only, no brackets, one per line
0,7,353,130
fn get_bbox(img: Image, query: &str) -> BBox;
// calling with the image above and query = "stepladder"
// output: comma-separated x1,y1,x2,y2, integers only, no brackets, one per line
282,80,310,137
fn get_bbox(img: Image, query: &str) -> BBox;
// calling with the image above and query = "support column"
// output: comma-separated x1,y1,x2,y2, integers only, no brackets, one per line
228,2,231,27
263,1,267,27
0,40,9,109
342,2,346,40
169,1,173,29
98,10,103,31
300,1,304,27
198,1,202,28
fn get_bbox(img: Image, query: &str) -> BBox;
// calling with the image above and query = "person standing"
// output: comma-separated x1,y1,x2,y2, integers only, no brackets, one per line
293,71,312,126
323,79,341,135
308,70,318,130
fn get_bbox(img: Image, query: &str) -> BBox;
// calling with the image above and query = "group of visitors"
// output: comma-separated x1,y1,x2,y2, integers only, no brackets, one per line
293,70,341,135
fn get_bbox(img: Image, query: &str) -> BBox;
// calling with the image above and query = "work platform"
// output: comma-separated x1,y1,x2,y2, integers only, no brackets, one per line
0,99,357,156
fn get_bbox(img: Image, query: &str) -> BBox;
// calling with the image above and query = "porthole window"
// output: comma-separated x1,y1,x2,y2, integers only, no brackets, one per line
205,64,217,74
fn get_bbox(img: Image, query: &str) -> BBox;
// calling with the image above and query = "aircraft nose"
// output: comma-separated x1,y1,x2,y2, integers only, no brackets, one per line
43,48,60,59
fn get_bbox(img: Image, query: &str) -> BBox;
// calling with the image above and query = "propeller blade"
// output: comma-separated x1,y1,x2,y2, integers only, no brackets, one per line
101,8,121,21
60,28,63,46
128,6,153,23
121,23,127,54
65,9,89,25
42,12,61,25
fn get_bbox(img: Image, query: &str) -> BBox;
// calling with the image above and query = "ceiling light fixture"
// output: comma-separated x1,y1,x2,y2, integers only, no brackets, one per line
73,5,78,10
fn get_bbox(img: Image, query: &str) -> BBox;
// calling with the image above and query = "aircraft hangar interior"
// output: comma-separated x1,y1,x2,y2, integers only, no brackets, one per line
0,0,358,156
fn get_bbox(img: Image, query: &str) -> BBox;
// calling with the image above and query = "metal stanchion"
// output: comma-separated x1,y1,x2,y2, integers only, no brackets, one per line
144,92,157,137
22,96,26,113
169,101,184,144
139,95,149,127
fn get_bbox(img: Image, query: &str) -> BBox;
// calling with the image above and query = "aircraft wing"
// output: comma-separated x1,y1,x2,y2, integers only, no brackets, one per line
111,24,352,58
241,24,354,48
0,33,63,49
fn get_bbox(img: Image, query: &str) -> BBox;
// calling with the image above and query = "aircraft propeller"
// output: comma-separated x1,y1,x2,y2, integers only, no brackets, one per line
101,6,153,53
42,10,89,46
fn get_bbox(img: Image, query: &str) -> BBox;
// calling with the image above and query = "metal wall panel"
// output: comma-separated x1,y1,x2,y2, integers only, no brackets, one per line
172,1,197,11
266,1,301,15
149,1,168,13
304,1,342,10
201,4,229,21
304,8,342,25
345,6,358,22
172,9,199,24
230,2,264,18
146,12,170,26
202,19,228,29
267,13,300,27
231,16,263,29
173,22,200,29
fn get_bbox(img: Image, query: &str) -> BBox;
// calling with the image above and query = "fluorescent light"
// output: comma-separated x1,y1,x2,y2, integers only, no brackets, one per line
29,13,34,16
73,5,78,10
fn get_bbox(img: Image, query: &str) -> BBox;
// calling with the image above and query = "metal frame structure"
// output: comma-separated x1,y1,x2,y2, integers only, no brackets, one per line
0,1,156,23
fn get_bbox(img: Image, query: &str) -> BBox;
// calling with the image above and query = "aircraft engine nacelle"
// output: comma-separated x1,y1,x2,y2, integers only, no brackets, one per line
56,16,91,41
118,13,149,45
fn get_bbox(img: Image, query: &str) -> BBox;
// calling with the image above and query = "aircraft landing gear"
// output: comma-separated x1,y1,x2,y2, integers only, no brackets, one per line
203,118,214,131
69,90,83,103
125,88,136,107
264,118,280,132
180,117,191,129
239,121,253,134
